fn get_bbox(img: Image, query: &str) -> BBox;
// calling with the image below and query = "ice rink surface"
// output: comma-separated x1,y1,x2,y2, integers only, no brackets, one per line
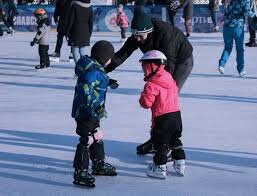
0,32,257,196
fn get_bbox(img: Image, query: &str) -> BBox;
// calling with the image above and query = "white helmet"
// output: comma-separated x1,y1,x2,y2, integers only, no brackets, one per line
139,50,167,65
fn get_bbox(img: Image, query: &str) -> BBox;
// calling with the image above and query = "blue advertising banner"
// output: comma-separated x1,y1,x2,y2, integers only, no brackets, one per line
1,5,231,33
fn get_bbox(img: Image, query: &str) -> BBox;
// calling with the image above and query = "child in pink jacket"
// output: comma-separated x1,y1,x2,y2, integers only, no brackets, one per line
139,50,186,179
116,4,129,43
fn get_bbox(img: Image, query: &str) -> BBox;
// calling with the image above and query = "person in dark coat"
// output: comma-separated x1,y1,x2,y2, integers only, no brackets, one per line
105,9,193,155
49,0,73,61
180,0,193,37
65,0,93,63
1,0,15,35
245,0,257,47
106,9,193,91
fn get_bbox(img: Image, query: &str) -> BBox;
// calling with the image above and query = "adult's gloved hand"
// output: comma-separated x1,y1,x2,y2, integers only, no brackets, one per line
108,78,119,89
95,106,107,119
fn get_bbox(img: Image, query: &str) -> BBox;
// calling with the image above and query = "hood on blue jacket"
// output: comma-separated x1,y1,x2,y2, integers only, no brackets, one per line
75,55,104,77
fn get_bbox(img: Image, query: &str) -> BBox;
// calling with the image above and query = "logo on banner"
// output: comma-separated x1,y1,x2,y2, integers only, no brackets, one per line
105,9,120,31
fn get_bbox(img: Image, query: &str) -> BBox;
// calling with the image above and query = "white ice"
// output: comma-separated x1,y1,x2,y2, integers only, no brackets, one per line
0,32,257,196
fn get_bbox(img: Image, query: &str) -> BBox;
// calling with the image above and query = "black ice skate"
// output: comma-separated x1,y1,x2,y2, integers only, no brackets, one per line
73,169,95,188
7,27,15,35
35,63,49,69
49,52,60,62
245,41,257,47
92,160,117,176
136,138,155,155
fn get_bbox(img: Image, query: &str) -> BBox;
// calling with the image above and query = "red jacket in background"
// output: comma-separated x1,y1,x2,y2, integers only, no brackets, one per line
116,11,129,28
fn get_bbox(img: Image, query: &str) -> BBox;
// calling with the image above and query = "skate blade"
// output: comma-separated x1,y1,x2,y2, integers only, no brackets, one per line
49,57,60,62
73,180,95,188
136,150,156,155
146,173,166,179
35,67,50,71
91,171,117,176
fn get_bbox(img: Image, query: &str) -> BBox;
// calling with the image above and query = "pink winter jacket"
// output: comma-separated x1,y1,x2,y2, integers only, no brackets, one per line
116,11,129,28
139,65,179,123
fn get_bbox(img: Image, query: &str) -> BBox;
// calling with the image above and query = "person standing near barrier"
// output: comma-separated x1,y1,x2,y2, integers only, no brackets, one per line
105,9,193,155
1,0,15,35
30,8,50,69
245,0,257,47
180,0,193,37
166,0,182,26
116,3,129,43
49,0,74,62
218,0,256,77
5,0,16,32
65,0,93,64
208,0,220,32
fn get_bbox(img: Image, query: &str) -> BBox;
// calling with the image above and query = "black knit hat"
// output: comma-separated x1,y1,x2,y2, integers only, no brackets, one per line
91,40,114,65
131,8,153,35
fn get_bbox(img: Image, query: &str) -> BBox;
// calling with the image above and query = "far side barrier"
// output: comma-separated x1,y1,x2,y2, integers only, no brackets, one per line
9,5,229,33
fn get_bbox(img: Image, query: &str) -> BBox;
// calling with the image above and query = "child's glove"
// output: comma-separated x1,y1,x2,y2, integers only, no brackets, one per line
30,38,38,47
30,41,35,46
95,106,107,119
108,78,119,89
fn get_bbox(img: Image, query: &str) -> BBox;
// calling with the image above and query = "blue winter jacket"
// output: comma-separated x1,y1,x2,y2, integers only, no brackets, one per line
224,0,255,28
71,56,109,119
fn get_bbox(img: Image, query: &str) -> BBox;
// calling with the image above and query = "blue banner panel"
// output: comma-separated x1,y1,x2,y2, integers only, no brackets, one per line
0,5,232,33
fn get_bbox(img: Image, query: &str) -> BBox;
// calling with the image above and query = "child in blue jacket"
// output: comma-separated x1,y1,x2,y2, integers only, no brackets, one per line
72,40,117,188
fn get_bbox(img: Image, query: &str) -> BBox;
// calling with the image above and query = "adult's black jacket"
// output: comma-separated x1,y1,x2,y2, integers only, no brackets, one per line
65,0,93,47
106,20,193,75
54,0,70,34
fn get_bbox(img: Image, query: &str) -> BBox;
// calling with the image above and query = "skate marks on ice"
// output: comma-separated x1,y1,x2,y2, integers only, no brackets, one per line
0,75,256,104
1,78,257,104
0,129,74,187
190,73,257,80
0,129,257,189
106,68,257,80
0,81,74,91
108,88,257,104
185,148,257,173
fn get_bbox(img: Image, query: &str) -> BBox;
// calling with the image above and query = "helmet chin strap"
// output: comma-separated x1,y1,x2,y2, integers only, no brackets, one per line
144,64,161,81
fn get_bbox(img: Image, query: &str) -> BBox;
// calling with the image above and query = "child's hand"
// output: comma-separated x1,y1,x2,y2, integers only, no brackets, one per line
30,41,35,46
30,38,38,47
95,106,107,119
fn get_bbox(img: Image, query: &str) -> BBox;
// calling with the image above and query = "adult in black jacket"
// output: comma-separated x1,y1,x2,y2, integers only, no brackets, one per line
65,0,93,63
49,0,72,59
105,10,193,155
105,9,193,91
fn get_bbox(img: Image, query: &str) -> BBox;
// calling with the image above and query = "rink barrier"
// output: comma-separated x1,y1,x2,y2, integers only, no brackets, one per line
1,5,243,33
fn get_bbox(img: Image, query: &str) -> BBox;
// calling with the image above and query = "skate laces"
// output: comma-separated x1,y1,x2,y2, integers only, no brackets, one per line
102,161,115,170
